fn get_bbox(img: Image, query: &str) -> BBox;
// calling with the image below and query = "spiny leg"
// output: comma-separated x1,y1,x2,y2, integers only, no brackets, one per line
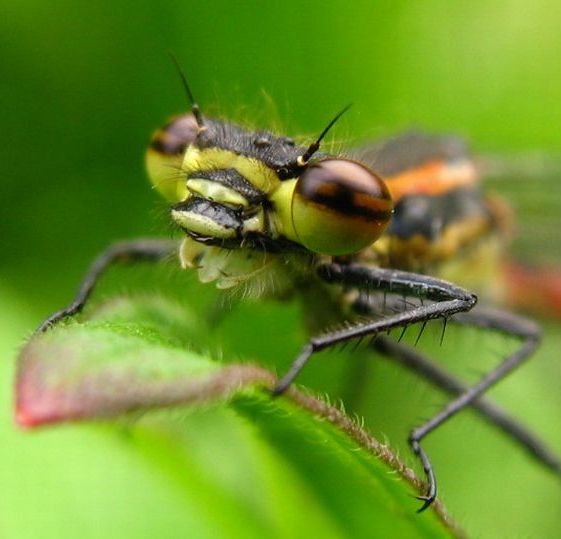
350,286,561,478
273,262,477,395
407,307,541,511
272,262,478,509
353,287,547,509
37,239,177,333
371,333,561,477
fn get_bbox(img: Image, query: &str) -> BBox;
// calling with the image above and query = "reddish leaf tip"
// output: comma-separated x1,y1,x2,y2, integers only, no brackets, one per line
15,380,62,428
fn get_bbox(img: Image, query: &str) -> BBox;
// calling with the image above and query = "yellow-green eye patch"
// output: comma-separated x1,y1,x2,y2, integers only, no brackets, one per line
291,159,393,255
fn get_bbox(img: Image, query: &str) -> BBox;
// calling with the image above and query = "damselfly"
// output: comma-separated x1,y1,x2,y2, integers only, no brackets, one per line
34,62,561,512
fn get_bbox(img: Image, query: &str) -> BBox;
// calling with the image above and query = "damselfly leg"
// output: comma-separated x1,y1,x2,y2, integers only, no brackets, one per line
273,262,548,510
36,239,177,333
36,249,557,512
371,333,561,476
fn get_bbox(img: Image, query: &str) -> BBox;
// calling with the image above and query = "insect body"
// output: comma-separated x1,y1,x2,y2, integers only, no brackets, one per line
37,84,561,512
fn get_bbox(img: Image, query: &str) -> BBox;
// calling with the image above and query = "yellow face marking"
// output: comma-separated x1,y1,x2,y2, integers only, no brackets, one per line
186,178,248,207
171,208,237,239
242,208,266,234
182,147,280,194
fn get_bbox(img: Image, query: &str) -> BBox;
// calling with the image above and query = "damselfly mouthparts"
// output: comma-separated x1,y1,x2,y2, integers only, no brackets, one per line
35,63,561,512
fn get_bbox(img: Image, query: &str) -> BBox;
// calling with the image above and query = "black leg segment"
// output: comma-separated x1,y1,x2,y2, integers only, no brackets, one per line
372,334,561,477
272,262,548,512
407,306,541,511
274,262,477,395
273,263,477,509
36,239,177,333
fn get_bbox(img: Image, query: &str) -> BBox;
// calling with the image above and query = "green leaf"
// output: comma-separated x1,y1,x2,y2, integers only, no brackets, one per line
15,295,462,538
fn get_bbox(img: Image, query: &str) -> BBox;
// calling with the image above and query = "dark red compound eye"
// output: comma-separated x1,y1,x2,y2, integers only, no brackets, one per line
149,113,200,156
291,158,393,255
146,113,201,202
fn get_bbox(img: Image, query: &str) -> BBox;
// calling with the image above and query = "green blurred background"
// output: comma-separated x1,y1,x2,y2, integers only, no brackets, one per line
2,1,561,537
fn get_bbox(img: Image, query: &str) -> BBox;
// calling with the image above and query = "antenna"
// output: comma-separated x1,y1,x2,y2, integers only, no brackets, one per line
297,104,352,165
169,52,204,127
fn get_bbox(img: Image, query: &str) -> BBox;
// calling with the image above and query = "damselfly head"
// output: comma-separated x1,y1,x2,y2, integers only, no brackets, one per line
145,64,393,289
147,113,393,256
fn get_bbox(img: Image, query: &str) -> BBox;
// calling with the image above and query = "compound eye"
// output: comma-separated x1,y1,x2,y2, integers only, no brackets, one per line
146,113,201,202
151,113,200,156
291,159,393,255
